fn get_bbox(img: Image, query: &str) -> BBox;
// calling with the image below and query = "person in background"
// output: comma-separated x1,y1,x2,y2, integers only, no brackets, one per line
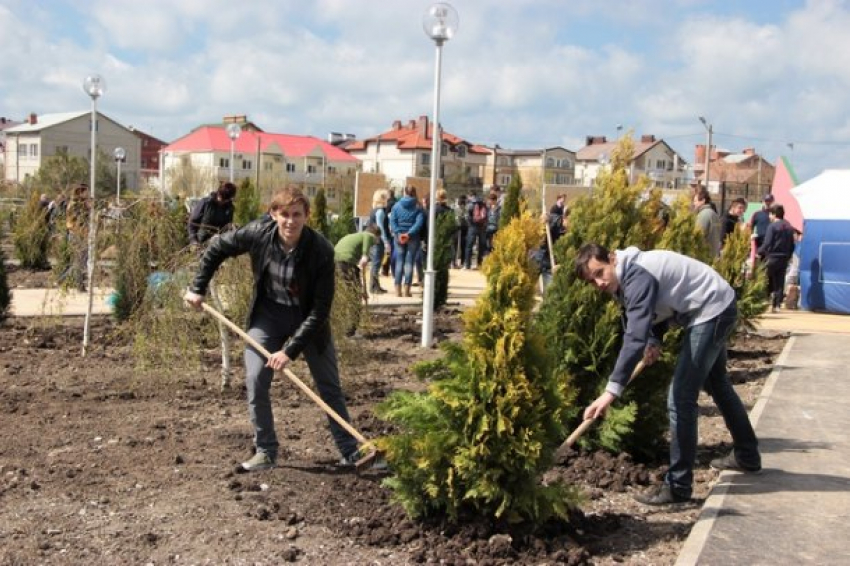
464,190,488,269
453,194,469,268
188,182,237,246
61,184,90,291
549,193,567,220
693,187,722,257
748,194,775,251
757,203,797,313
382,190,397,278
576,243,761,506
367,189,391,295
183,186,364,472
389,186,425,297
484,192,502,255
721,197,747,245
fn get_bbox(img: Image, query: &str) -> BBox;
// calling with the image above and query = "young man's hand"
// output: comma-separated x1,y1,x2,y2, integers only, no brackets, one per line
183,290,204,310
584,391,617,420
644,344,662,366
265,351,292,371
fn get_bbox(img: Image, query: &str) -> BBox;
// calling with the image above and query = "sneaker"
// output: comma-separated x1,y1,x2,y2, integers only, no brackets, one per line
633,484,690,506
339,450,388,471
771,306,779,314
240,452,276,472
710,452,762,473
371,287,387,295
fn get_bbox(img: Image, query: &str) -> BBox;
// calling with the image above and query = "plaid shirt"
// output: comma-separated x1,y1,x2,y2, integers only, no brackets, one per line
263,237,300,306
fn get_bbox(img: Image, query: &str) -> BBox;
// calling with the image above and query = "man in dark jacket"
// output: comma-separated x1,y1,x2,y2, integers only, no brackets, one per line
184,186,361,471
757,204,797,313
188,182,237,245
748,193,774,251
576,243,761,505
720,197,746,244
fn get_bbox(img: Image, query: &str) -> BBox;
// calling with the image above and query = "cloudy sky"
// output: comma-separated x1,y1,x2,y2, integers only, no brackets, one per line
2,0,848,181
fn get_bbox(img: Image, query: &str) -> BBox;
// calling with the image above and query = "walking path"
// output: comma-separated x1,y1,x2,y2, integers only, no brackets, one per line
8,268,850,564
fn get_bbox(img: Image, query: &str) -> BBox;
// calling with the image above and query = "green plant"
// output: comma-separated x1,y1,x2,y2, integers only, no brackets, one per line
112,200,188,321
12,193,51,269
309,189,330,238
432,211,457,310
714,225,768,331
377,213,581,523
499,172,524,229
234,178,264,227
328,192,355,245
0,230,10,322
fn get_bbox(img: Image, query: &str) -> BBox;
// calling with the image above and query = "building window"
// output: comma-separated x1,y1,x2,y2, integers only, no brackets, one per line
219,158,229,168
457,145,467,158
30,144,38,157
546,157,555,167
19,143,27,158
307,187,317,197
497,156,509,166
656,159,666,170
420,153,430,166
328,165,336,174
327,189,336,200
242,160,252,170
307,165,316,174
286,163,296,173
499,174,511,185
264,162,273,171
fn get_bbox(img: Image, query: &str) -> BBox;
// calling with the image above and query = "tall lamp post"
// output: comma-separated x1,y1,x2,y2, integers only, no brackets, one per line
698,116,713,192
82,74,105,356
421,2,458,348
226,123,241,183
113,147,126,205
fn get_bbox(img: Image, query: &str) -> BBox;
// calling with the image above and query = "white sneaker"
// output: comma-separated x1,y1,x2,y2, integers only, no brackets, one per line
241,452,276,471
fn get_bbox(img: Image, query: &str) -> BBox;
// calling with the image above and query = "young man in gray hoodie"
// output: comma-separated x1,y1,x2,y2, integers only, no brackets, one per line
576,243,761,505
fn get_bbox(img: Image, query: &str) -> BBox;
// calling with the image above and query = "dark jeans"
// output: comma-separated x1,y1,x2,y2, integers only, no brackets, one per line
765,257,790,308
666,301,760,497
369,241,385,291
455,227,468,266
245,301,358,460
465,226,486,269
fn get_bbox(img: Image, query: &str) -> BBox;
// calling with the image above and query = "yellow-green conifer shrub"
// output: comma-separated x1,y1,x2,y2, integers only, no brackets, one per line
377,213,581,523
308,189,330,238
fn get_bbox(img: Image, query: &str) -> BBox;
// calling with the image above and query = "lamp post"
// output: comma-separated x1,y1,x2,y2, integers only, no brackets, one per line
82,74,105,356
699,116,713,192
421,2,458,349
226,123,241,183
113,147,126,205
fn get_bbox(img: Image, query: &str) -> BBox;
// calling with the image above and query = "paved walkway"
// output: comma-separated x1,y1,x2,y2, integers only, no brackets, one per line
677,331,850,565
8,268,850,564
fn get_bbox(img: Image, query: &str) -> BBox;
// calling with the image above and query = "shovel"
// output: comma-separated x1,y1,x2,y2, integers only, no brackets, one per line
200,302,382,471
556,359,646,455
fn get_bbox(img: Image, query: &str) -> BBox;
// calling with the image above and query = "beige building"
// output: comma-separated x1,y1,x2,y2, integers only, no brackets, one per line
3,111,142,188
481,146,576,190
344,115,489,196
575,135,689,189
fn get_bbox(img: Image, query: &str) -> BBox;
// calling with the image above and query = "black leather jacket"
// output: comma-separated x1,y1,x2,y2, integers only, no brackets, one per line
190,217,334,360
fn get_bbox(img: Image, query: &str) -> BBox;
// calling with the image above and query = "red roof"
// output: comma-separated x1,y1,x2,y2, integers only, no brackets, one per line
347,116,488,155
165,126,357,162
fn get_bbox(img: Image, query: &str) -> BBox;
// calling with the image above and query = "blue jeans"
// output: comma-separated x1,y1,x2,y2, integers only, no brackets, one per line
393,235,421,286
245,300,359,460
666,301,760,497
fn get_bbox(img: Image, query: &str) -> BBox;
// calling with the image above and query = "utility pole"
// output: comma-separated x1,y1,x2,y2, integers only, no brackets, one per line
699,117,713,192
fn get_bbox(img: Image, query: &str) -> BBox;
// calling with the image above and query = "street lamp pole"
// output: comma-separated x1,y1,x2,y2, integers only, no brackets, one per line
226,123,241,183
421,2,458,348
113,147,126,205
699,116,713,192
82,74,105,356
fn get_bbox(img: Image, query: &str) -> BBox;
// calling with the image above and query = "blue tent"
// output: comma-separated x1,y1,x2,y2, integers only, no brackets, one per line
790,170,850,314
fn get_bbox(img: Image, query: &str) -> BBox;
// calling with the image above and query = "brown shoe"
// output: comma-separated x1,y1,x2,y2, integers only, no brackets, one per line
404,285,412,297
395,285,402,297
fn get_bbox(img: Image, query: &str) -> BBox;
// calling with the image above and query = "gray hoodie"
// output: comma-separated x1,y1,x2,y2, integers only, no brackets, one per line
606,247,735,396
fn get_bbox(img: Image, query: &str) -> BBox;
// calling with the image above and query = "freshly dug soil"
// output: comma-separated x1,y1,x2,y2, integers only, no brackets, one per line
0,267,785,565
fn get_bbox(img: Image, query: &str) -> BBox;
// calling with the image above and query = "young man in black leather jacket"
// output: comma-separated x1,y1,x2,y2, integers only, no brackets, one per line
184,186,360,471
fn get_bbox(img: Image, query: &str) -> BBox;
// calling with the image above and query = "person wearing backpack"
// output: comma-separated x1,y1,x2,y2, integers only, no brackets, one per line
464,191,488,269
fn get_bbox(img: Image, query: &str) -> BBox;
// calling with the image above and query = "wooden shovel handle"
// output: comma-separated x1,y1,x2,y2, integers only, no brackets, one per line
201,302,369,445
562,359,647,449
